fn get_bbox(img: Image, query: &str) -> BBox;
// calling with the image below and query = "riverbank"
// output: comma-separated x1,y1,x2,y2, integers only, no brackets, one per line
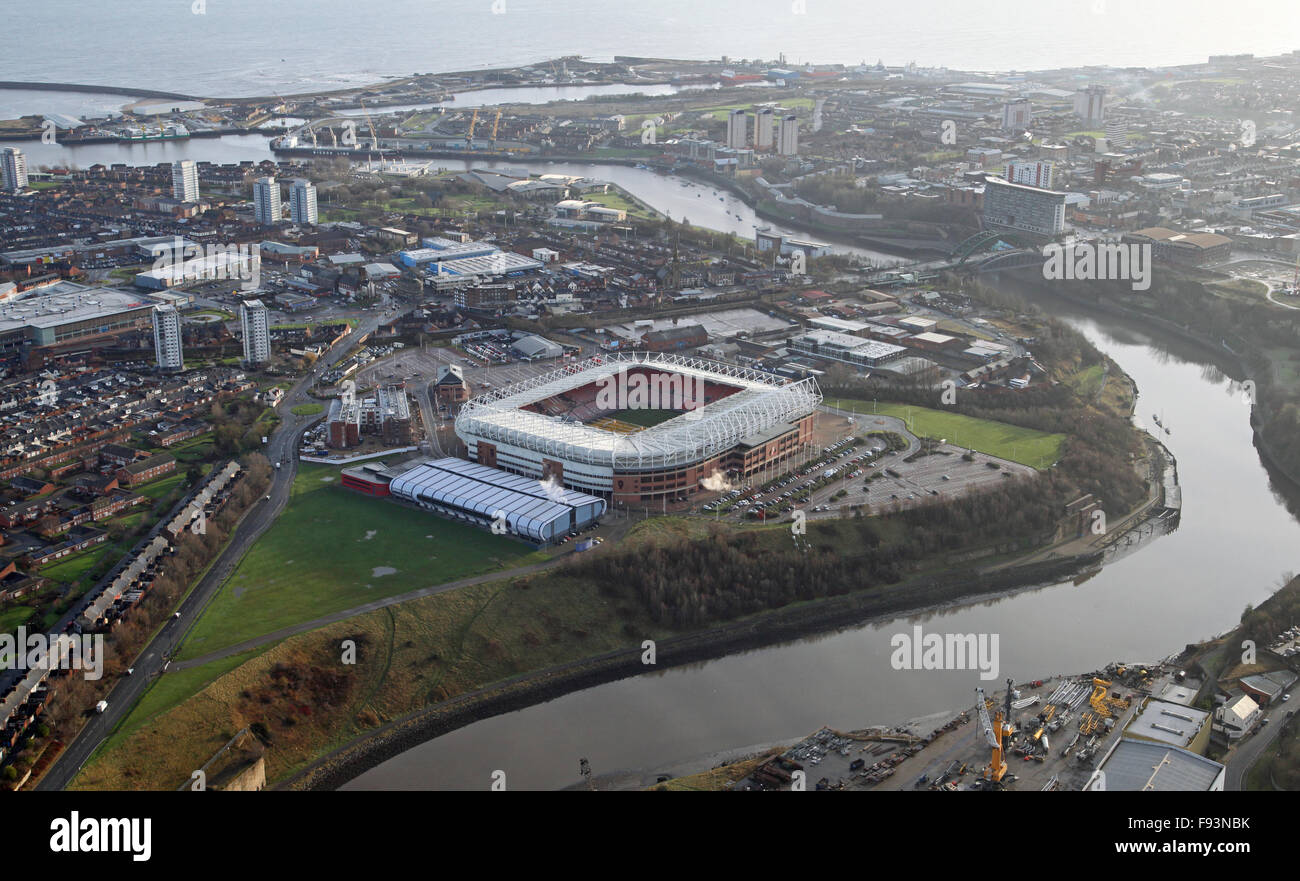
997,266,1300,496
286,549,1101,790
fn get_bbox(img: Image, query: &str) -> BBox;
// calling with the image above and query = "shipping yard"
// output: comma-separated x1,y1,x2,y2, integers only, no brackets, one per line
728,663,1216,791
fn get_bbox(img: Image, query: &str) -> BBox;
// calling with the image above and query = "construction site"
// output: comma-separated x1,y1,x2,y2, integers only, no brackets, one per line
733,663,1194,791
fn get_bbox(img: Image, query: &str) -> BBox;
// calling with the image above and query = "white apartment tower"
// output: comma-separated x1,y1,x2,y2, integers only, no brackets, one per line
253,176,281,225
240,299,271,364
152,305,184,371
1003,159,1055,189
289,178,318,224
754,108,775,150
777,115,799,156
172,159,199,202
726,109,748,149
1,147,28,192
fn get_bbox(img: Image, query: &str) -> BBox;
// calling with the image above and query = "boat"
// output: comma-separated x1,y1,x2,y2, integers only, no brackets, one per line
118,123,190,142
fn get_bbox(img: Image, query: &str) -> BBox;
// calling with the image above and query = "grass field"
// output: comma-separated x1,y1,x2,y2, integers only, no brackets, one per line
608,408,679,428
291,403,325,416
826,399,1065,468
173,464,547,662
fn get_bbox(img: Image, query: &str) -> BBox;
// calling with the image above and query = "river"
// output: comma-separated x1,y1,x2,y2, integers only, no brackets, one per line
0,137,903,265
342,296,1300,790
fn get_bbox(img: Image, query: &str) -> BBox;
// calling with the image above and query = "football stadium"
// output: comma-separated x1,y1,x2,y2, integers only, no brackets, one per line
454,352,823,503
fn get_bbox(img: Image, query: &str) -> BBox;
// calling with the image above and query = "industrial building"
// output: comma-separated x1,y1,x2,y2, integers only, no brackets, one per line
640,324,707,352
1120,697,1211,754
1122,227,1233,265
789,329,908,368
388,457,606,544
399,241,543,279
0,282,160,355
1090,738,1225,791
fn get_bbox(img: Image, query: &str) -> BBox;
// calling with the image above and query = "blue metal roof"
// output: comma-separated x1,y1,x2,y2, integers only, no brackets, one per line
388,458,605,542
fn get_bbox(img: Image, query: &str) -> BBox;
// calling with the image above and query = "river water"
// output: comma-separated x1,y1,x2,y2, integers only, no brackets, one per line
342,298,1300,790
0,136,903,265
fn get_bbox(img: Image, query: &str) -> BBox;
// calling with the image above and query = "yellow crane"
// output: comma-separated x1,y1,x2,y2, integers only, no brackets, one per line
1090,678,1113,718
467,108,479,144
975,681,1016,784
491,108,502,144
358,97,381,152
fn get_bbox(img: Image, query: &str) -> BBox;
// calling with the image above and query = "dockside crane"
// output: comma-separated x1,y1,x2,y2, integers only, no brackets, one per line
490,108,502,145
467,108,479,146
358,97,381,152
975,678,1017,785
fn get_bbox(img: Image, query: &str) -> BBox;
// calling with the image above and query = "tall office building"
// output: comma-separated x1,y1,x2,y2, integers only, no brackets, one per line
1003,158,1055,189
240,299,271,364
252,176,281,225
1104,119,1128,148
982,177,1066,239
152,305,184,371
1074,85,1106,125
289,178,318,224
754,108,775,150
777,115,799,156
725,109,748,149
171,159,199,202
1,147,28,192
1001,99,1033,131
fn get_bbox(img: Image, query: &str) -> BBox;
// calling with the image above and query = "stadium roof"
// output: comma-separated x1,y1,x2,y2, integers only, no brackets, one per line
388,458,605,543
455,352,822,470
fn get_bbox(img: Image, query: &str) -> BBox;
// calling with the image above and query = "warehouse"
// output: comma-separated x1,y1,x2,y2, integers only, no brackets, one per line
1090,738,1225,791
789,329,908,368
388,457,606,544
0,282,161,355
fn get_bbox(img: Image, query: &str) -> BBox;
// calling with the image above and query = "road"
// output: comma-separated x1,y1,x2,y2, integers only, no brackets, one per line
36,308,406,791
